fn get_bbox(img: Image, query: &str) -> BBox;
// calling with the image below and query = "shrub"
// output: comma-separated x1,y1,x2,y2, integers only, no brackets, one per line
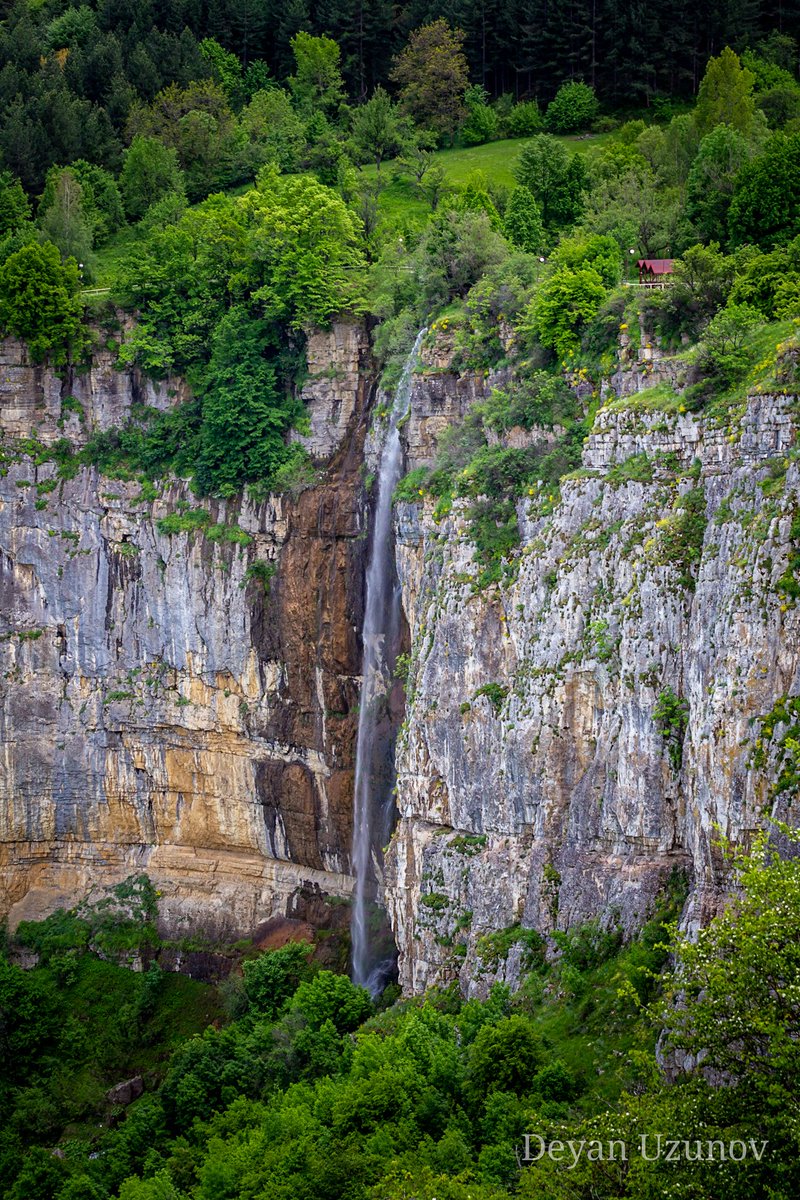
526,266,607,359
395,466,430,502
553,918,622,973
480,371,578,433
697,301,762,388
245,560,276,590
472,682,509,715
545,81,599,133
654,685,690,771
607,452,654,485
506,100,543,137
156,507,211,536
468,1015,545,1097
242,941,315,1019
654,486,707,590
462,86,499,145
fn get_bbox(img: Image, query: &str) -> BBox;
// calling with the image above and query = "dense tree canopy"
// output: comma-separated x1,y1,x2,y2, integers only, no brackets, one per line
686,124,752,243
729,131,800,246
0,0,795,200
9,839,800,1200
0,241,85,364
118,136,184,221
390,19,470,141
513,135,587,233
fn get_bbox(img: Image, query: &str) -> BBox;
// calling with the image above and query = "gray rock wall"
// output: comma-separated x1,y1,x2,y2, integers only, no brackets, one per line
0,324,371,941
387,358,800,995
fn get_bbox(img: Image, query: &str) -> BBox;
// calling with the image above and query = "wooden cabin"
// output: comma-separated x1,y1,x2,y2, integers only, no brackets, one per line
637,258,674,287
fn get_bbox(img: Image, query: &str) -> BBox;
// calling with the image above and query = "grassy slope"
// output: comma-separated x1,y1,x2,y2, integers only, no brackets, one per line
91,133,614,287
27,955,224,1143
361,131,612,225
605,318,798,421
413,131,609,184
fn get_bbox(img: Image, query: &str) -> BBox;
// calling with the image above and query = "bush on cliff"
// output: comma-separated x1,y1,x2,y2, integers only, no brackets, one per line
101,170,366,494
0,241,87,365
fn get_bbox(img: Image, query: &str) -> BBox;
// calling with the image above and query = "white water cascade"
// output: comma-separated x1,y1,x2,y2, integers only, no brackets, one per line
351,329,426,995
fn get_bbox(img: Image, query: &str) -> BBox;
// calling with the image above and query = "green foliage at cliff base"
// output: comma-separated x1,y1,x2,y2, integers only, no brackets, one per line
6,844,800,1198
0,868,693,1200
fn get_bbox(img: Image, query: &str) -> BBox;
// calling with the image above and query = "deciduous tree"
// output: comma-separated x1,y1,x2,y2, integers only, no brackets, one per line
545,80,599,133
390,19,469,143
288,31,346,117
659,828,800,1102
526,266,606,359
0,241,85,364
503,185,544,252
350,86,408,170
0,171,31,237
729,132,800,247
462,83,498,145
513,134,586,232
239,88,306,173
119,135,184,221
38,169,94,269
127,81,243,199
686,124,751,243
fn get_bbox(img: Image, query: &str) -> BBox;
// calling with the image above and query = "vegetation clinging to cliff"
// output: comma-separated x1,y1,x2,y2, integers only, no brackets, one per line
87,171,366,496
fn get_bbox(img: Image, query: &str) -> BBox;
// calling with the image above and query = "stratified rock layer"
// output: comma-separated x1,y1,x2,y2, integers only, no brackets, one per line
0,323,371,939
386,343,800,995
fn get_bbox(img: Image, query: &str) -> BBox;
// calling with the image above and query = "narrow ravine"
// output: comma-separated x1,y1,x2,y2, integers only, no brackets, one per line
351,329,426,994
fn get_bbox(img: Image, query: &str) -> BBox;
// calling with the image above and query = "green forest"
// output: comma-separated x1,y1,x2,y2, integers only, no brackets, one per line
1,13,799,503
3,838,800,1198
2,2,800,1198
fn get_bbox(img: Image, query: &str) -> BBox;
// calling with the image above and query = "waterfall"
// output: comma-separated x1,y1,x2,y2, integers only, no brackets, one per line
351,328,426,995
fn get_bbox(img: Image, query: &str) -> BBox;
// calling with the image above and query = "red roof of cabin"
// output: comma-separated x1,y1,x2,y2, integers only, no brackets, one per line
637,258,674,274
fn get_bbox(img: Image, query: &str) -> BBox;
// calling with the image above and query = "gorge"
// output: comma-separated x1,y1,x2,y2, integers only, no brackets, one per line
1,315,798,995
3,12,800,1194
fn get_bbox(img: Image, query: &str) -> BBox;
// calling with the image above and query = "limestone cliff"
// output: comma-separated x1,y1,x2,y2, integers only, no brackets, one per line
3,314,799,997
0,322,372,940
386,332,800,996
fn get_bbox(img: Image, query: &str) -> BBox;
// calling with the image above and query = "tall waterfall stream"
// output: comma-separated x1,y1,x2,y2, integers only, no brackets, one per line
351,329,426,994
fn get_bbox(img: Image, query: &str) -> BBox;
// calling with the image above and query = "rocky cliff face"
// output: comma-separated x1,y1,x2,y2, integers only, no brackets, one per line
386,334,800,996
3,316,799,995
0,333,189,447
0,323,372,941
